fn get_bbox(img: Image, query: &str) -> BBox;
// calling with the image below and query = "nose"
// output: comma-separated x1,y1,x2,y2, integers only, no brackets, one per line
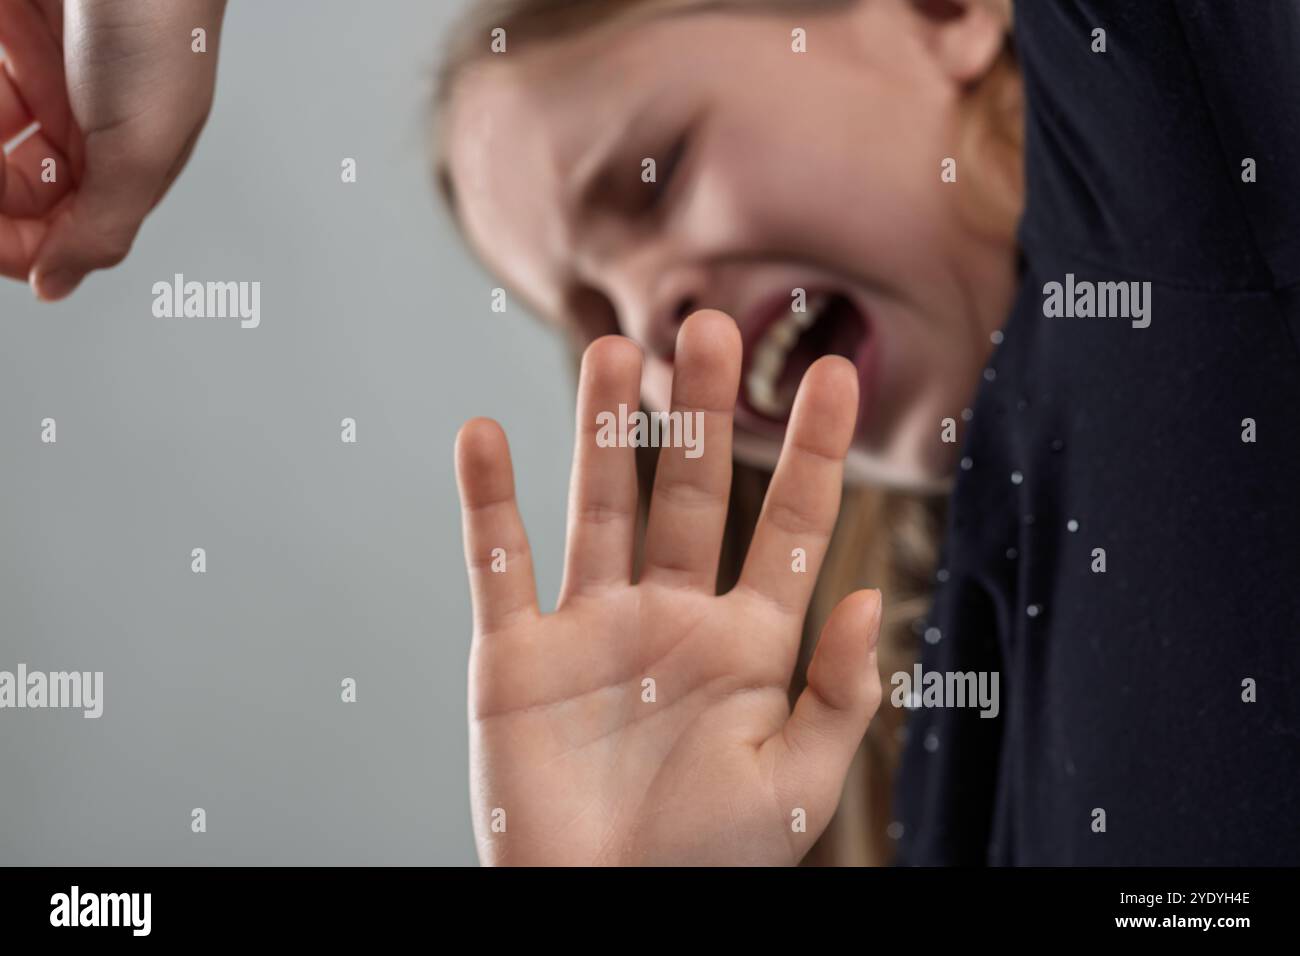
638,266,712,364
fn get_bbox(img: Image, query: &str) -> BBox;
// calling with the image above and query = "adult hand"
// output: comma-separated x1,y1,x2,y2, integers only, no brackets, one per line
0,0,226,300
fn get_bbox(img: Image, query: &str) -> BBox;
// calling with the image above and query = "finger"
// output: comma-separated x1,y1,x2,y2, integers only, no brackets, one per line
640,309,741,591
33,0,64,40
556,335,642,607
27,130,164,299
0,0,73,150
2,127,71,217
1,61,71,229
0,209,47,279
0,59,34,142
734,355,858,618
455,417,540,636
768,588,883,850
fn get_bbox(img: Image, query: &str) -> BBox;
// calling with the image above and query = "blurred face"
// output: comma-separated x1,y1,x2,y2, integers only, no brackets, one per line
445,0,1020,488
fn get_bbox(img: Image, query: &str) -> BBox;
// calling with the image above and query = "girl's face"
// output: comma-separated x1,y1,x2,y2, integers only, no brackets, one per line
445,0,1019,488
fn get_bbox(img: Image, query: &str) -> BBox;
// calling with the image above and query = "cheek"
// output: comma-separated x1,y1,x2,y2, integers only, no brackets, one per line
694,75,953,286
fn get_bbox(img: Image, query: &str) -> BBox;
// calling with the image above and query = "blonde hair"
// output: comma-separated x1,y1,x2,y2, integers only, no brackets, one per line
432,0,1022,865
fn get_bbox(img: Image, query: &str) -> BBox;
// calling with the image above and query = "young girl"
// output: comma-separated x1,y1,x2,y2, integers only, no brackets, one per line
437,0,1022,865
437,0,1300,866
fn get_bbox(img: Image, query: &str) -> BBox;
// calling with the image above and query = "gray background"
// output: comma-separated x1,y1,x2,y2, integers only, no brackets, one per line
0,0,575,865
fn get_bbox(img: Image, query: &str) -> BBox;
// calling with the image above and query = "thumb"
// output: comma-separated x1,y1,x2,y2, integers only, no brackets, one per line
770,588,884,851
27,141,162,300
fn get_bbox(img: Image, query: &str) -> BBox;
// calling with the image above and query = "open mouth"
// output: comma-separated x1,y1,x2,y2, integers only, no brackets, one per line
740,291,871,425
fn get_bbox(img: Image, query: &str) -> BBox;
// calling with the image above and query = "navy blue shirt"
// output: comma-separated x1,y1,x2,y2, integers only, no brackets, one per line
896,0,1300,865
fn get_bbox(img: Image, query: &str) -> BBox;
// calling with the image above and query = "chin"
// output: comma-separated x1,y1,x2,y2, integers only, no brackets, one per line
842,446,954,494
731,429,784,473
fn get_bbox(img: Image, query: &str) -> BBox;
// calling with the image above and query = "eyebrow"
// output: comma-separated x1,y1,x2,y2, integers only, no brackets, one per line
561,7,739,219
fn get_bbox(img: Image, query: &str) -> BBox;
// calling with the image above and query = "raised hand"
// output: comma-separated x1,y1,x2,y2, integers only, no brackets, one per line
454,310,883,866
0,0,226,299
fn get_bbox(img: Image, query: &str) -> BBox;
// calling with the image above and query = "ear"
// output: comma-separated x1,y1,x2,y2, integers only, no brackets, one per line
908,0,1010,85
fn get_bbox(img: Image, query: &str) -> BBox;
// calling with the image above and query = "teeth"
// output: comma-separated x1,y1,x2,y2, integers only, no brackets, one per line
745,294,830,417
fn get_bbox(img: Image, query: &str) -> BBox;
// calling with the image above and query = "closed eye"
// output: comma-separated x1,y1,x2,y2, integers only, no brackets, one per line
644,132,690,213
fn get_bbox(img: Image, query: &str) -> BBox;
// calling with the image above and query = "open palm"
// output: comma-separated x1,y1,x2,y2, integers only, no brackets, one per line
455,310,883,866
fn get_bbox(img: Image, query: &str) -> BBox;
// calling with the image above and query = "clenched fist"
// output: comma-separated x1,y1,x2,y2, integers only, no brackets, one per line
0,0,226,299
